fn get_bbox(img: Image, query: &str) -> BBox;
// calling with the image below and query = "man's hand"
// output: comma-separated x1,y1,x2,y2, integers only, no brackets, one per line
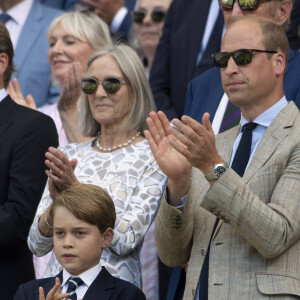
170,113,224,175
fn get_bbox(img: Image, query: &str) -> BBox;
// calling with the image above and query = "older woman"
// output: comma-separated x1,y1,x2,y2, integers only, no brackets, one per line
28,44,167,289
132,0,172,74
8,10,112,145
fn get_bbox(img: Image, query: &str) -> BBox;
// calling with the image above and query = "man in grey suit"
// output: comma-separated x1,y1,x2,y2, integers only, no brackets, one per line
145,15,300,299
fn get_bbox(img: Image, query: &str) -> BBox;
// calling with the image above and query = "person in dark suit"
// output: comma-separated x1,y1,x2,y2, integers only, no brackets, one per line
185,0,300,131
0,21,58,299
149,0,224,120
14,184,145,300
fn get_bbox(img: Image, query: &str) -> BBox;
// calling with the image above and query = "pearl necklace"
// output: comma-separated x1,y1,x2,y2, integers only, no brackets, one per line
96,132,141,152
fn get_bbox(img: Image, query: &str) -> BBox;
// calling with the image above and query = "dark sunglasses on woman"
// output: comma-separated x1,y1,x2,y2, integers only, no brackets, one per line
131,8,166,24
81,77,127,94
219,0,275,11
211,49,277,68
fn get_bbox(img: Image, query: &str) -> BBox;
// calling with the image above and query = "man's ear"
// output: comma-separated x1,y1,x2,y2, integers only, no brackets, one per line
273,51,286,77
275,0,292,26
101,227,114,249
0,52,8,75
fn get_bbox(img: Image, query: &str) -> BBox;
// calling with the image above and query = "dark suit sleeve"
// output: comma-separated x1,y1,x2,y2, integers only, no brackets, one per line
184,80,194,116
119,286,146,300
149,1,178,120
0,111,58,249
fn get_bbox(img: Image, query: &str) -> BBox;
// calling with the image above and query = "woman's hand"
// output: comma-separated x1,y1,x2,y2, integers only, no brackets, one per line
39,277,70,300
7,78,37,110
145,111,191,181
45,147,79,192
57,62,83,113
145,111,191,205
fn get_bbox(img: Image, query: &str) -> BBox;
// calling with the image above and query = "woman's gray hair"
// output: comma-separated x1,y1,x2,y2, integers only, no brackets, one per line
79,44,156,137
47,10,112,51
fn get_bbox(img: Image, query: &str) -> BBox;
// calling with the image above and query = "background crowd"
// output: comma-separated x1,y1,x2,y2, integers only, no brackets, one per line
0,0,299,299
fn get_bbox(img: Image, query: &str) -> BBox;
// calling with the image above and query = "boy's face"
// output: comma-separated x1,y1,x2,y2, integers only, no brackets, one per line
53,206,110,275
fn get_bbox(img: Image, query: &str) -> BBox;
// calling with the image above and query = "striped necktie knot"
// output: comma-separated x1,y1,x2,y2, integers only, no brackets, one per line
66,277,84,300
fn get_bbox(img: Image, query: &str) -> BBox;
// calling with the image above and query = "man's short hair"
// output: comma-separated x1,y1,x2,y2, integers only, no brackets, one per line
0,22,15,88
51,184,116,233
230,16,289,66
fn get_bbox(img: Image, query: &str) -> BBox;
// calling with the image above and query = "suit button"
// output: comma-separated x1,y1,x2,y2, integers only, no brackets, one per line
201,248,206,256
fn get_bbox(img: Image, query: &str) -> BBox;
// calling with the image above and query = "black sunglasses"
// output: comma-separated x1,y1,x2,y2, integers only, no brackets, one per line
212,49,277,68
81,77,127,94
132,8,166,24
219,0,275,11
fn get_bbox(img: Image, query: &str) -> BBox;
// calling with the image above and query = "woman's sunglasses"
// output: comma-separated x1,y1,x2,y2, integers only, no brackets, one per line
132,8,166,24
219,0,274,11
211,49,277,68
81,77,127,94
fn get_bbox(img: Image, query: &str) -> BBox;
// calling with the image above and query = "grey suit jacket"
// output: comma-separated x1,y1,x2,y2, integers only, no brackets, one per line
155,101,300,299
13,1,62,107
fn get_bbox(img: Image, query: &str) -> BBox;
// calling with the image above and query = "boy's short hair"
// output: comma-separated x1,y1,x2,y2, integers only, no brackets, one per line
50,184,116,233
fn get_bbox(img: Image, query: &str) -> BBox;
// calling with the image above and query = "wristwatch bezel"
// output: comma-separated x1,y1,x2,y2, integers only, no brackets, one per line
205,162,229,181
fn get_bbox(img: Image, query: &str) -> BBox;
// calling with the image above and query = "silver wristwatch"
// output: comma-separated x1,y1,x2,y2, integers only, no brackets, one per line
205,162,229,181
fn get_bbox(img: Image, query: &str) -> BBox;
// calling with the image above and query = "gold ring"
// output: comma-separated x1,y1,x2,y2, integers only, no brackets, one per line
60,170,63,176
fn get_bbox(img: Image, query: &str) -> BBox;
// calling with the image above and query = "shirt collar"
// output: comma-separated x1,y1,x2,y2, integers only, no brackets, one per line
62,264,102,288
0,0,33,27
240,96,288,129
0,88,7,102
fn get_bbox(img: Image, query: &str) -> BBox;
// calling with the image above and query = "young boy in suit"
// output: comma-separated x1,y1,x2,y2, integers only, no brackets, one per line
14,183,146,300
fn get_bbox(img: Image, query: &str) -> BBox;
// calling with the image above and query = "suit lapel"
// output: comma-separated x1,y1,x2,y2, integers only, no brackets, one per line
0,96,15,138
211,126,240,237
14,2,44,71
83,267,115,299
243,102,298,183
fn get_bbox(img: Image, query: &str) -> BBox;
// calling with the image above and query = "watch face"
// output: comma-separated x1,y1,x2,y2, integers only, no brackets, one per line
214,166,226,177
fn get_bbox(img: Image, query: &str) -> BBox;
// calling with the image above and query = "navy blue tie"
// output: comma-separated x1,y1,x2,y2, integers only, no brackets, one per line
231,122,258,177
0,13,11,24
66,277,84,300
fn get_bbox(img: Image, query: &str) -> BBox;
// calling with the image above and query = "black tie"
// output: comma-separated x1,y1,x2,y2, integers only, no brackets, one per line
0,13,11,24
66,277,84,300
231,122,258,177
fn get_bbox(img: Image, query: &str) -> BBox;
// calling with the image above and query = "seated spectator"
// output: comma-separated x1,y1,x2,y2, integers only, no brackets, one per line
8,10,112,145
28,44,168,289
14,184,145,299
